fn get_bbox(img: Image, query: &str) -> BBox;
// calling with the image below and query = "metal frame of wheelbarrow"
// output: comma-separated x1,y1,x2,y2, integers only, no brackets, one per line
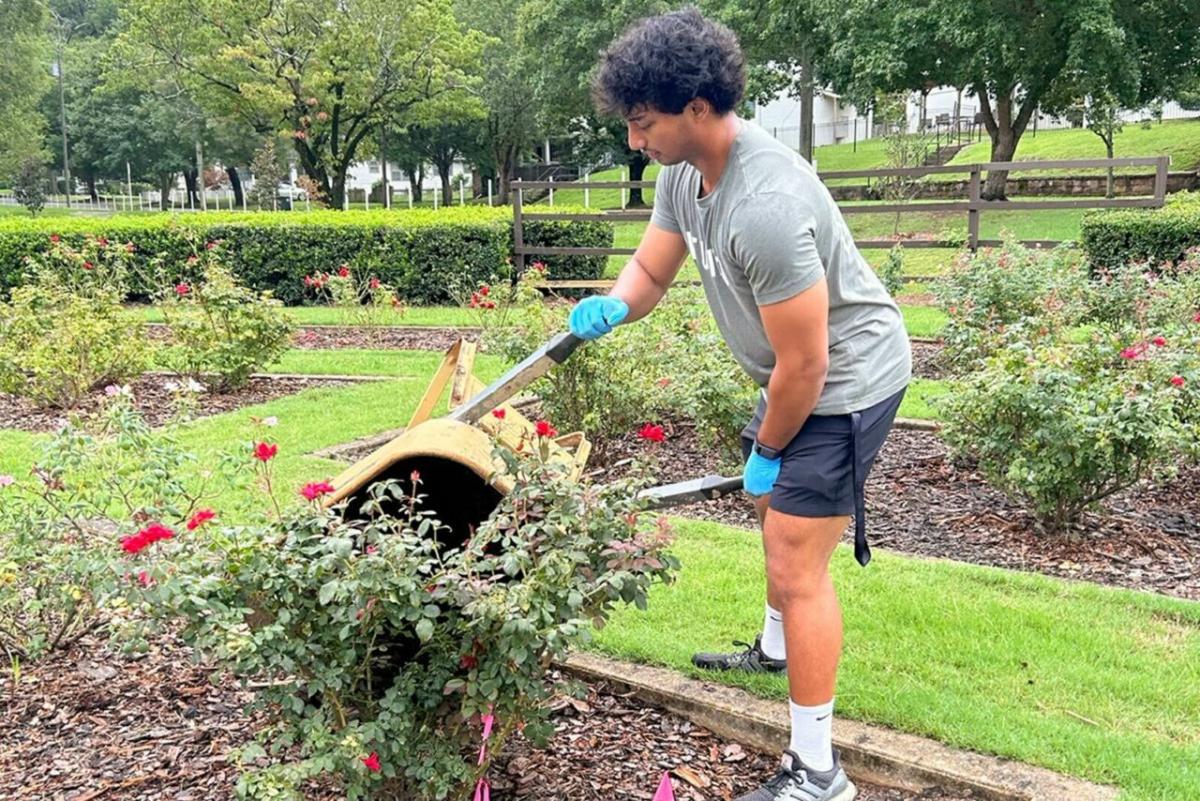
325,331,743,513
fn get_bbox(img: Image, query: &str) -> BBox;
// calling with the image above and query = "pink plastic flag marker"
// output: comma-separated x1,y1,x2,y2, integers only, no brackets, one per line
474,707,496,801
653,771,675,801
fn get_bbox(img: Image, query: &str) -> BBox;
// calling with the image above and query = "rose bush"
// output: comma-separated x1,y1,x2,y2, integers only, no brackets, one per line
939,319,1198,533
155,239,294,391
0,235,148,407
475,270,754,465
121,421,678,800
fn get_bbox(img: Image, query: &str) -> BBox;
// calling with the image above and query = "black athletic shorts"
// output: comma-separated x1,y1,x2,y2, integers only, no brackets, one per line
740,386,907,566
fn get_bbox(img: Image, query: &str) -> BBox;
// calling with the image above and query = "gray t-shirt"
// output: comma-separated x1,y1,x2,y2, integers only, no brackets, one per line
650,118,911,415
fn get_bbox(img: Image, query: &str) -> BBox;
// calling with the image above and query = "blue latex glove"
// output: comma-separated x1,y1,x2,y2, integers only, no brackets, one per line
569,296,629,340
743,450,782,497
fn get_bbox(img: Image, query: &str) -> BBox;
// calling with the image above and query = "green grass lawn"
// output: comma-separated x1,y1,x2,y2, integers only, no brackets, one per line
948,118,1200,176
591,518,1200,801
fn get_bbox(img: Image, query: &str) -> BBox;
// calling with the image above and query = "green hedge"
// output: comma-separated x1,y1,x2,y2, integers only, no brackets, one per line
1080,191,1200,274
0,208,614,305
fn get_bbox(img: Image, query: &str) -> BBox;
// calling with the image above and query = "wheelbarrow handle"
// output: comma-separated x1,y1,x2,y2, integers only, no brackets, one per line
635,474,744,510
448,331,584,424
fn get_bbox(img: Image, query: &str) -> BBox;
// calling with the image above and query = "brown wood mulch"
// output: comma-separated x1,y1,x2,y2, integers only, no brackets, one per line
0,631,967,801
592,422,1200,602
0,375,359,435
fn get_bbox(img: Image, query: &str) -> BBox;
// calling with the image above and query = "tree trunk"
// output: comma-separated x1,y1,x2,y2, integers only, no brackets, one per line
183,168,199,208
227,166,245,209
627,151,649,207
85,175,98,203
798,51,815,163
496,144,515,205
1105,139,1116,199
440,164,453,206
978,89,1030,200
158,172,173,209
403,165,423,203
331,171,347,210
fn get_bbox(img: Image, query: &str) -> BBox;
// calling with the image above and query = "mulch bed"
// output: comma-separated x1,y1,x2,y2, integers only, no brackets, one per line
591,422,1200,601
0,375,358,435
0,631,964,801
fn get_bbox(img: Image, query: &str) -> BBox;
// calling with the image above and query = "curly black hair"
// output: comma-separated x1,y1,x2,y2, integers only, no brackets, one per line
591,6,746,118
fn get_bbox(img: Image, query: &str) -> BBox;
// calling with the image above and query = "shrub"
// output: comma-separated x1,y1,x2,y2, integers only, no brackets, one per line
1087,247,1200,332
154,241,294,391
11,157,46,217
939,323,1199,533
0,236,147,407
128,427,677,800
302,263,406,343
0,391,223,662
0,208,613,305
474,275,753,464
878,244,905,297
1080,191,1200,275
934,240,1090,375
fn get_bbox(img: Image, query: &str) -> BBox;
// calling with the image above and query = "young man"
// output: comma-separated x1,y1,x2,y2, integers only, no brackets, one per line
571,8,911,801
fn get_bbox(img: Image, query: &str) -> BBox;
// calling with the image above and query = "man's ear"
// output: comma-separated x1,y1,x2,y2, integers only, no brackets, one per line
689,99,709,119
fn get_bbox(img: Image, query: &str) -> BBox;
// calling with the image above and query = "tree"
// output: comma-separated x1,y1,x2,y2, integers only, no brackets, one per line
0,0,51,178
824,0,1200,198
248,138,285,211
524,0,673,206
1082,94,1124,199
115,0,484,209
709,0,831,163
12,157,47,216
452,0,546,204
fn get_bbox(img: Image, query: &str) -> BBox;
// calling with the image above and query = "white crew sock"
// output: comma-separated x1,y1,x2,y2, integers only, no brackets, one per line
760,603,787,660
788,698,835,772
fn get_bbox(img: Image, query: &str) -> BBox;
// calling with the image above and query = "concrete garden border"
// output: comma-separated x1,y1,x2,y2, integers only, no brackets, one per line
562,652,1117,801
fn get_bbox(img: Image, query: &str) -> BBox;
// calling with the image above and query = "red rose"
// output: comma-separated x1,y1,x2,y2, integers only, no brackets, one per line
460,653,478,670
186,508,216,531
637,423,666,443
1171,375,1186,387
534,420,558,438
299,480,335,500
491,408,506,419
361,752,381,773
83,261,94,271
369,277,381,290
97,237,109,247
338,265,350,278
1152,336,1167,347
175,283,190,296
410,469,421,483
50,234,61,243
479,284,490,296
253,442,278,462
205,241,217,251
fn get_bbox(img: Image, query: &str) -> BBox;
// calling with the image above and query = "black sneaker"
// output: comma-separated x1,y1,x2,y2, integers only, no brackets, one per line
734,749,856,801
691,635,787,673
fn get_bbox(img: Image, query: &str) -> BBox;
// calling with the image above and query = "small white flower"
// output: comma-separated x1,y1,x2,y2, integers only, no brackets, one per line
163,380,180,393
104,384,131,398
184,378,206,394
0,475,14,487
262,416,278,427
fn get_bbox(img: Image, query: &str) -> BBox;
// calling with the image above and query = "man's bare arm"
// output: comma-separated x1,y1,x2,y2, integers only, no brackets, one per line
608,223,689,322
754,278,831,450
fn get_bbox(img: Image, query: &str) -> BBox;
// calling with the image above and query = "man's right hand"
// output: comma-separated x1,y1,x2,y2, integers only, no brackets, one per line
568,295,629,340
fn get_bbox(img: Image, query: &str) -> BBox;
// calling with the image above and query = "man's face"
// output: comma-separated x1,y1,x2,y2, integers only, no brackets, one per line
624,105,694,166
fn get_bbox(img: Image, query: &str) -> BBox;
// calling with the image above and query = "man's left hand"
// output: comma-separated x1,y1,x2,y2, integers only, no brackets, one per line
743,450,782,497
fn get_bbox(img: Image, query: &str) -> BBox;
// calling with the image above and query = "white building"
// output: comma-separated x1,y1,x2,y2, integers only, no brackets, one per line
750,88,872,150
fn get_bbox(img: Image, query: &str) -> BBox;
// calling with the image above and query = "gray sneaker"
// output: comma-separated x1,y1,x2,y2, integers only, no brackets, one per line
734,749,856,801
692,635,787,673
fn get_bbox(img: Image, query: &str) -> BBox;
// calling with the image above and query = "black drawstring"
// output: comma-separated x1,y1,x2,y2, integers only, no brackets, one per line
849,411,870,567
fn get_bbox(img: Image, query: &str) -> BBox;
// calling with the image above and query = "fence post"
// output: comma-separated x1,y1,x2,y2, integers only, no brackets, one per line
621,166,627,210
584,171,590,208
488,179,493,206
549,175,554,207
513,181,526,274
1154,155,1169,205
967,165,981,251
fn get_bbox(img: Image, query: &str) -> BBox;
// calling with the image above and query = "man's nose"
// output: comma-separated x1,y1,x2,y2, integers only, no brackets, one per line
627,124,645,151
